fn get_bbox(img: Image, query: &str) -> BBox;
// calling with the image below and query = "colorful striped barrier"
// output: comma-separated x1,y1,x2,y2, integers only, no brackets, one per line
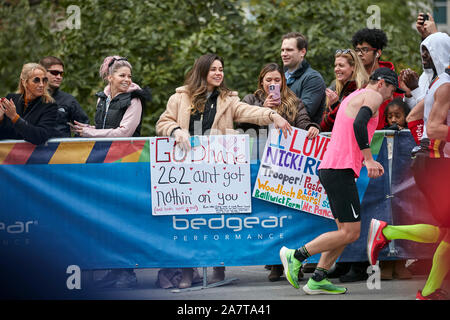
0,132,437,298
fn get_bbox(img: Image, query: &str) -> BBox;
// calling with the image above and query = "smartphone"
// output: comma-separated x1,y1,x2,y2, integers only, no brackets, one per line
268,84,281,101
421,13,429,25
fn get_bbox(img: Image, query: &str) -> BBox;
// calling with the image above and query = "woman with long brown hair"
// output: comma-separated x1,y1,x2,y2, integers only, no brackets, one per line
157,53,291,150
0,63,57,145
156,53,292,289
238,62,319,140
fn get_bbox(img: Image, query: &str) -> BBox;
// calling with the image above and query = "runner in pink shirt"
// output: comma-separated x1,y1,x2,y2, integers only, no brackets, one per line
280,68,403,295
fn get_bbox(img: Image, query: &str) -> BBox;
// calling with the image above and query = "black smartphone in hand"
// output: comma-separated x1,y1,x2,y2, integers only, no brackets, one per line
421,13,429,25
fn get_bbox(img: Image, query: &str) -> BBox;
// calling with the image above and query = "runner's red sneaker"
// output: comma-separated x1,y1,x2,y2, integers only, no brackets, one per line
367,219,390,265
416,289,448,300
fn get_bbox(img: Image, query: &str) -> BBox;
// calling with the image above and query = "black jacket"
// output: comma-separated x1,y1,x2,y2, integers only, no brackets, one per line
0,94,57,145
188,89,218,135
94,87,151,137
52,88,89,137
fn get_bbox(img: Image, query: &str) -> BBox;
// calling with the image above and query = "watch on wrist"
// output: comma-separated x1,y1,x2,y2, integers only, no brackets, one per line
269,111,277,121
171,126,181,136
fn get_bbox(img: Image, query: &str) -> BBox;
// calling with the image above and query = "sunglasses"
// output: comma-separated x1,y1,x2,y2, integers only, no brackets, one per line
335,49,355,61
354,47,377,54
108,57,128,68
335,49,352,55
48,70,64,76
31,77,48,84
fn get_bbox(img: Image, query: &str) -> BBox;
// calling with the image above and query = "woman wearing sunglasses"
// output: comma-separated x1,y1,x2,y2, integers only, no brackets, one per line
320,49,368,132
0,63,57,145
71,56,150,138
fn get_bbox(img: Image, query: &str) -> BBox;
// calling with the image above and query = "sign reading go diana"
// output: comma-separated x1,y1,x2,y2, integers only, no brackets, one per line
150,135,252,216
253,127,333,219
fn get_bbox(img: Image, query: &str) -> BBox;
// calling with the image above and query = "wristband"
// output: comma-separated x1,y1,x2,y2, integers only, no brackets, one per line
269,111,277,121
11,114,20,124
170,126,181,137
407,119,424,145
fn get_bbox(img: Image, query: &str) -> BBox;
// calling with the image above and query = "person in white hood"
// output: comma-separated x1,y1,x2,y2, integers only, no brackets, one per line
400,12,438,110
406,32,450,136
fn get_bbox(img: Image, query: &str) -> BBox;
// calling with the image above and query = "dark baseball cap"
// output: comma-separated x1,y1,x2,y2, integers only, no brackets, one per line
369,67,405,94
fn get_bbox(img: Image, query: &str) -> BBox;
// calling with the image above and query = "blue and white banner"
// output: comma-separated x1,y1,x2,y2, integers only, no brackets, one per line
0,132,430,297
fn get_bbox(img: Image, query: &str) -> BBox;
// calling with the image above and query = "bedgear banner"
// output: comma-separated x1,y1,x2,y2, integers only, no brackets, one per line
0,132,431,297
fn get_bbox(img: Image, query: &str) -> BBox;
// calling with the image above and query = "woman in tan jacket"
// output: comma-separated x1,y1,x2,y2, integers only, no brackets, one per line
156,54,292,289
156,54,291,150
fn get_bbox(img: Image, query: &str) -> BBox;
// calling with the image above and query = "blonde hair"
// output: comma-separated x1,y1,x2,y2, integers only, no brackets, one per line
18,63,54,103
254,63,299,124
184,54,231,115
334,49,368,96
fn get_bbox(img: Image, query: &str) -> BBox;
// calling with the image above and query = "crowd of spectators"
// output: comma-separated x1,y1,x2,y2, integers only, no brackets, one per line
0,11,447,294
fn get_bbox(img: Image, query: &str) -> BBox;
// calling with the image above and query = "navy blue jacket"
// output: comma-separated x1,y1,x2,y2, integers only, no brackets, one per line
52,88,89,137
286,60,326,124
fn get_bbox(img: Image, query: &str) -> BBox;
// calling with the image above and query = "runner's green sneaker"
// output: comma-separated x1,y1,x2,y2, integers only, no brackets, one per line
303,278,347,295
279,246,302,289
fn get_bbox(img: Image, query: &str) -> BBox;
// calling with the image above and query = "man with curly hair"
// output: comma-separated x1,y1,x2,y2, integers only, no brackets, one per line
352,28,388,76
352,28,403,130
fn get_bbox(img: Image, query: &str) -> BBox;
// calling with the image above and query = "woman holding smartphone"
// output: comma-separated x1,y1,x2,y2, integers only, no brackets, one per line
0,63,57,145
237,62,319,282
156,54,292,289
238,62,319,140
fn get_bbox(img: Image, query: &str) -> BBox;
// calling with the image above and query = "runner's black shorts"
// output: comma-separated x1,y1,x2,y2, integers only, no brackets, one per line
318,168,361,223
